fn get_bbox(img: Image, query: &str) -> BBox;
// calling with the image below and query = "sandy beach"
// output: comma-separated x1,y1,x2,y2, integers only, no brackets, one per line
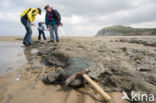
0,36,155,103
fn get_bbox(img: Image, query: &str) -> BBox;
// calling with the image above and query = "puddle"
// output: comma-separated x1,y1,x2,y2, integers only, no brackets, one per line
0,42,27,76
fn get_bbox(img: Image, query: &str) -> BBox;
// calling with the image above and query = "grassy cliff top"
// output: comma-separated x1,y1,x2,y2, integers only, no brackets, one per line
105,25,155,32
96,25,156,36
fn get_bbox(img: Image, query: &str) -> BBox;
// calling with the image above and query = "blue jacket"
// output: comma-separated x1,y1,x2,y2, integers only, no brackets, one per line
38,22,45,31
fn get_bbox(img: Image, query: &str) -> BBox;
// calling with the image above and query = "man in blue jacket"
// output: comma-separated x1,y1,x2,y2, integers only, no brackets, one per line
44,5,62,42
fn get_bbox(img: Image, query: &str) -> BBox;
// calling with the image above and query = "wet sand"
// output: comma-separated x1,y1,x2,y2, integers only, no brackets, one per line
0,36,156,103
0,71,127,103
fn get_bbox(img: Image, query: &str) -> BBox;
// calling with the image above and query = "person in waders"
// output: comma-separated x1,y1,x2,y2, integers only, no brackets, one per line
21,8,42,46
44,5,62,43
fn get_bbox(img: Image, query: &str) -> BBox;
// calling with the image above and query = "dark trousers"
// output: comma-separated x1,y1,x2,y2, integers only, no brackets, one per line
38,29,46,40
21,18,32,44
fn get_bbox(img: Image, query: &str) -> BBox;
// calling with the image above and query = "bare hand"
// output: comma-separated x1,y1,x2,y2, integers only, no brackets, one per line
47,27,50,31
59,22,63,27
31,22,34,26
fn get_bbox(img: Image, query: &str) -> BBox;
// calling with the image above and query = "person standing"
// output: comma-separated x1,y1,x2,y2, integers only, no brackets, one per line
21,8,42,46
44,5,62,42
38,22,46,40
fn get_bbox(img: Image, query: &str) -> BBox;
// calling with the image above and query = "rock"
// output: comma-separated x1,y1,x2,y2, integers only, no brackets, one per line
61,58,105,87
63,58,106,79
60,58,92,87
137,67,152,72
135,60,142,64
46,58,106,87
116,37,156,47
38,50,47,56
47,72,60,83
62,58,89,77
69,76,85,87
122,47,127,52
145,76,156,85
44,52,68,68
135,80,156,96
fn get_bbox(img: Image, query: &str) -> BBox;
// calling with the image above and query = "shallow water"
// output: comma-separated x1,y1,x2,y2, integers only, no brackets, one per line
0,42,27,76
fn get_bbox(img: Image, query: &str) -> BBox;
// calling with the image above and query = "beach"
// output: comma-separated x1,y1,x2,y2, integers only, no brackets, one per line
0,36,155,103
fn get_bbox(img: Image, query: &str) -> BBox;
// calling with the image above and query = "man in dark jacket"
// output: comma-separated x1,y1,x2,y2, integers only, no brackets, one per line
44,5,62,42
38,22,46,40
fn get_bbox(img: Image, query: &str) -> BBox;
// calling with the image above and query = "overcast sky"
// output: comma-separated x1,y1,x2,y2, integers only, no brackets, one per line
0,0,156,36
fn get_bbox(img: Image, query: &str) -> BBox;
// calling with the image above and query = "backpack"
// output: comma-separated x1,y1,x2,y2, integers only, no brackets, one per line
23,8,31,19
53,9,61,21
45,9,61,25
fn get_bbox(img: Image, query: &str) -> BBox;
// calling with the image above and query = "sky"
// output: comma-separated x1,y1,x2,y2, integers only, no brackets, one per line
0,0,156,36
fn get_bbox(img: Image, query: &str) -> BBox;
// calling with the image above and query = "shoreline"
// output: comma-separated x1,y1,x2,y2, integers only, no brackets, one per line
0,36,156,42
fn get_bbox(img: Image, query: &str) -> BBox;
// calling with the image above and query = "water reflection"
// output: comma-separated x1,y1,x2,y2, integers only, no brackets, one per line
0,42,27,75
